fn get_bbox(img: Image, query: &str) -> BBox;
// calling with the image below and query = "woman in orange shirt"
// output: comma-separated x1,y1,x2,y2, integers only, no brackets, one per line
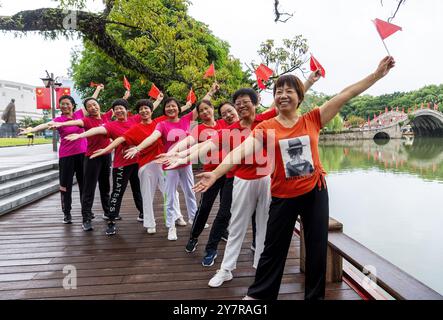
194,56,395,300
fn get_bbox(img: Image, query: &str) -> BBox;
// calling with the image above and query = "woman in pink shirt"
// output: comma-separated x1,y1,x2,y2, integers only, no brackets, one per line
125,97,199,241
20,95,87,225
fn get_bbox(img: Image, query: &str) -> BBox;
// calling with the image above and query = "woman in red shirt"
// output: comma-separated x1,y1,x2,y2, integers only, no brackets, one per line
194,56,395,299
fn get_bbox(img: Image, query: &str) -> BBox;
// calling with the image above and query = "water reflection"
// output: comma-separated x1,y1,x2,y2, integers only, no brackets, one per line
319,137,443,183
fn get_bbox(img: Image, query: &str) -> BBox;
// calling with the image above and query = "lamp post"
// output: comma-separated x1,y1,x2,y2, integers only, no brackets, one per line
41,71,62,152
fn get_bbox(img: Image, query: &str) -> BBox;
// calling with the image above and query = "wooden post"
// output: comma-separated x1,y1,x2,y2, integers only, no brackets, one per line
299,217,343,283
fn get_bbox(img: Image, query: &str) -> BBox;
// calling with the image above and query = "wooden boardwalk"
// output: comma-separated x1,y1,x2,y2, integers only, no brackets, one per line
0,179,361,300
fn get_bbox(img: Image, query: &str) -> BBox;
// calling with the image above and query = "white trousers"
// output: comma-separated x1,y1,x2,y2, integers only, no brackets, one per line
138,162,181,229
164,165,197,228
220,175,271,271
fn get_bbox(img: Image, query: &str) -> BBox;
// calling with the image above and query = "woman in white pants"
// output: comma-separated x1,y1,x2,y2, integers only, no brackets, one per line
91,98,182,234
125,97,200,241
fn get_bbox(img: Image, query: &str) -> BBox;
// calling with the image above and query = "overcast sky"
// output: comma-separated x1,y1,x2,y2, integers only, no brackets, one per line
1,0,442,99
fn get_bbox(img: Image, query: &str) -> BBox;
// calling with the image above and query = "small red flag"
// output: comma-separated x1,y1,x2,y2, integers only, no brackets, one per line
54,87,71,109
148,83,161,99
36,87,51,110
90,82,101,87
123,76,131,91
257,77,267,90
255,64,274,82
434,103,439,111
373,18,402,40
204,63,216,78
187,88,197,104
310,55,326,78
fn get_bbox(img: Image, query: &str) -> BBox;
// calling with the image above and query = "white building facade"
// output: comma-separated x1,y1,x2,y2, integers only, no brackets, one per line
0,80,43,122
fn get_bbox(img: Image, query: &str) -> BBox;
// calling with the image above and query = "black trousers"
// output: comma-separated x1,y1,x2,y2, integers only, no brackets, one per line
247,185,329,300
190,175,226,239
81,154,111,222
205,177,257,253
59,153,84,215
108,163,143,221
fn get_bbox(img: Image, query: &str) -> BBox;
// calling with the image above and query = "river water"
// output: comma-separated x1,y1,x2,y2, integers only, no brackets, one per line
319,137,443,295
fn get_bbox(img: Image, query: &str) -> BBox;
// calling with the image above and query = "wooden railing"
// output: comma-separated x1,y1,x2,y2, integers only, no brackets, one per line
296,218,443,300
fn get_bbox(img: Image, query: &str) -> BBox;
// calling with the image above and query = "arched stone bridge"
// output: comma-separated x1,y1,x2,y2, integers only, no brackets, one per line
321,109,443,140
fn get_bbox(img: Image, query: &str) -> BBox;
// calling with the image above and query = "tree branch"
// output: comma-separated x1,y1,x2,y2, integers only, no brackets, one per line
0,8,185,84
274,0,293,23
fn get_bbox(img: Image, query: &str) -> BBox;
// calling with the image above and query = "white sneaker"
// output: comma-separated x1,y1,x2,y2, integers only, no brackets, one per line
208,269,233,288
188,219,194,226
176,217,187,226
168,227,177,241
242,295,257,300
204,223,209,229
147,227,156,234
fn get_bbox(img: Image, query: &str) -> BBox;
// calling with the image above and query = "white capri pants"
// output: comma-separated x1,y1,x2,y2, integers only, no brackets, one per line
220,175,271,271
138,161,181,229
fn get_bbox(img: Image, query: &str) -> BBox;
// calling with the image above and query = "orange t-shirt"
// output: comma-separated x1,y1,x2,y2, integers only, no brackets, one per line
253,108,326,198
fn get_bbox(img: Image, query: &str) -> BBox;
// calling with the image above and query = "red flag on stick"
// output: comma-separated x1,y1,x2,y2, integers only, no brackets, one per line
255,64,274,82
90,82,101,87
310,55,326,78
36,88,51,110
373,18,402,40
257,77,267,90
373,18,402,55
204,63,216,78
123,76,131,91
187,88,197,104
148,84,161,99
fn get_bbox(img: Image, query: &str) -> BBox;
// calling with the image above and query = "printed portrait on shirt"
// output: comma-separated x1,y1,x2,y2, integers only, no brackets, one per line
279,135,314,178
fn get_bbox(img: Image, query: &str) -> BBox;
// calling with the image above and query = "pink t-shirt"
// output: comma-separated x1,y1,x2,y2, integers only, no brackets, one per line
104,115,141,168
82,110,113,157
155,112,194,170
54,109,87,159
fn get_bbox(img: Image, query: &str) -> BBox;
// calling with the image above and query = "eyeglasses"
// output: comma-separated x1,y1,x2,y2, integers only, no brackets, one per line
234,100,252,108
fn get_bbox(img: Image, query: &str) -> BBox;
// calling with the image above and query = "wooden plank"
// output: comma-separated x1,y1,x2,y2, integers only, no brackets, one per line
0,175,359,300
328,232,442,300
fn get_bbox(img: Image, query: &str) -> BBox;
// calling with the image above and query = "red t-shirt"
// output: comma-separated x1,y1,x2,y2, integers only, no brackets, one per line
214,108,277,179
123,116,168,168
104,115,141,168
253,108,326,198
82,111,113,157
193,119,228,172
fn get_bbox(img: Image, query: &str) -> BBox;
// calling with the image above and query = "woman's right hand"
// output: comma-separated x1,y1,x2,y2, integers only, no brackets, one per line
90,149,105,159
65,134,81,141
193,171,217,193
124,147,139,159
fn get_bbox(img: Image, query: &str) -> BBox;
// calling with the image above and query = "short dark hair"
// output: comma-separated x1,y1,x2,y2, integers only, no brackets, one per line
232,88,259,106
83,97,98,108
273,75,305,107
58,95,77,110
217,101,234,117
11,98,15,103
135,99,154,112
111,98,129,110
196,100,214,113
162,97,182,116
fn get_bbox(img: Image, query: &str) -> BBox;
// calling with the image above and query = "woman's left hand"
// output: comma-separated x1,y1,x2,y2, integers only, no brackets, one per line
374,56,396,79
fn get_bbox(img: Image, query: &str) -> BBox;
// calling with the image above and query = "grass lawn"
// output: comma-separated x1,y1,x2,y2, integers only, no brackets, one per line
0,137,52,147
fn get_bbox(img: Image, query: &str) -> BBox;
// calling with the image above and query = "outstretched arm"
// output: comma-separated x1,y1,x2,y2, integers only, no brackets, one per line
152,93,164,111
91,84,104,99
194,136,262,192
49,119,84,129
124,130,162,159
202,82,220,101
320,56,395,127
303,70,322,92
90,137,126,159
65,126,107,141
19,122,52,135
